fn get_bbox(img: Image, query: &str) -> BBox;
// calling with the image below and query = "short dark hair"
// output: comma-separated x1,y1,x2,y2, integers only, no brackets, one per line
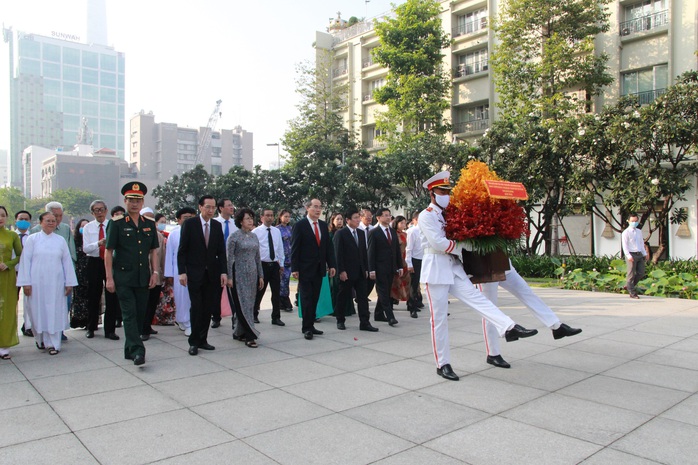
375,207,390,218
111,206,125,217
175,206,197,219
234,208,255,229
39,211,54,223
345,208,359,220
154,213,166,222
198,195,215,206
15,210,31,220
216,198,232,212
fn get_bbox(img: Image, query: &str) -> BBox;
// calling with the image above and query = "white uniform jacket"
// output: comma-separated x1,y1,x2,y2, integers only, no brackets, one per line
418,203,465,285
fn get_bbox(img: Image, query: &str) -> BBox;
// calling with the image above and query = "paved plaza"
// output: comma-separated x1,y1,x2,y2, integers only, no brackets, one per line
1,286,697,464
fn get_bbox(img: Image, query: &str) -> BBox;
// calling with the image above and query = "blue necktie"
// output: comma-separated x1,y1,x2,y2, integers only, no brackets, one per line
224,219,230,243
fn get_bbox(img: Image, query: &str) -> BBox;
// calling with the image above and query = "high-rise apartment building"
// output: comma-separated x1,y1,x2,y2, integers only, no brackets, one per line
5,29,125,189
317,0,698,258
129,112,254,182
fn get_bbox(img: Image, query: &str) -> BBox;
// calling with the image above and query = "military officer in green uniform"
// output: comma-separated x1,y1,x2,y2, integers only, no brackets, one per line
105,182,159,366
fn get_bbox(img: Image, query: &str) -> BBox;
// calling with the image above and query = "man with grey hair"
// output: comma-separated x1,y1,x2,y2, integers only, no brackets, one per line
82,200,120,340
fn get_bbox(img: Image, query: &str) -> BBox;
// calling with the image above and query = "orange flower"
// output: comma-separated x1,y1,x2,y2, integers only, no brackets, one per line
451,160,501,208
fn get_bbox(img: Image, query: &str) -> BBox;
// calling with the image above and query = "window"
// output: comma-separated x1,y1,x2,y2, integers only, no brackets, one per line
82,51,98,68
19,58,41,75
100,54,116,71
118,89,125,104
82,100,98,117
622,64,668,104
43,62,61,79
63,47,80,65
101,71,116,87
44,79,61,96
333,58,348,78
100,102,117,117
63,82,80,98
43,95,61,112
18,39,40,59
455,104,490,133
82,84,99,100
621,0,668,35
63,98,80,114
456,49,488,77
63,65,80,82
101,118,116,134
64,131,78,146
63,115,80,131
454,8,487,37
42,43,61,62
100,135,117,150
365,78,385,101
82,68,99,84
100,87,116,102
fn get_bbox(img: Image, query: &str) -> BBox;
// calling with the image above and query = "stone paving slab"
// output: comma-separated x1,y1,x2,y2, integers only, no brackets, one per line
0,286,697,464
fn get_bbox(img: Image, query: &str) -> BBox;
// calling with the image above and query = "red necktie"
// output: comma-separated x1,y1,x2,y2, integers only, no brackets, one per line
313,221,321,246
99,223,105,259
385,227,392,245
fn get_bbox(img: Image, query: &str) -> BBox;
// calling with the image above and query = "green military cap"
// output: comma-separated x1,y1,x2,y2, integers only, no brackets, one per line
121,182,148,198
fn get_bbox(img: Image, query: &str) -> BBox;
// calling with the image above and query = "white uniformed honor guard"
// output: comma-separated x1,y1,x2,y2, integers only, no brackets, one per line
418,171,539,381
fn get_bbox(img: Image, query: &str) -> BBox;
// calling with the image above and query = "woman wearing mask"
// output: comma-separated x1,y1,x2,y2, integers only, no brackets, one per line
0,206,22,360
17,212,77,355
70,219,90,328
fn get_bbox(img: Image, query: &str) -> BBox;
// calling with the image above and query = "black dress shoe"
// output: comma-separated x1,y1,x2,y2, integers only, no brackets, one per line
391,298,399,305
254,317,260,324
86,330,94,339
199,343,215,350
417,303,425,309
436,364,459,381
105,333,120,341
388,318,398,326
133,355,145,366
61,332,67,341
149,329,158,335
337,322,346,330
410,311,418,319
374,315,388,322
140,334,150,341
188,346,199,355
359,324,379,332
304,331,313,340
211,320,221,328
552,323,582,340
505,324,539,342
23,328,34,337
116,321,122,328
311,328,324,335
233,335,246,341
283,307,293,312
272,319,285,326
486,354,511,369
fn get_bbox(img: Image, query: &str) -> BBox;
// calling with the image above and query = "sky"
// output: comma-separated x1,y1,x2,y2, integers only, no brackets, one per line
0,0,396,169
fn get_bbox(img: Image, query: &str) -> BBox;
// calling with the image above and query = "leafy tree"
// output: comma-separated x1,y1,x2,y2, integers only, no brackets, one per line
0,187,28,222
152,165,213,218
485,0,613,254
573,71,698,262
49,188,95,218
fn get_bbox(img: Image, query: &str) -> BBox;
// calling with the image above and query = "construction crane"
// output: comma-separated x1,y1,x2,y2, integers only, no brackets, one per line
195,99,222,165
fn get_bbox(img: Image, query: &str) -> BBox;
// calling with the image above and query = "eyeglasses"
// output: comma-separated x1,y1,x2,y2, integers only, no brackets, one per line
92,208,106,213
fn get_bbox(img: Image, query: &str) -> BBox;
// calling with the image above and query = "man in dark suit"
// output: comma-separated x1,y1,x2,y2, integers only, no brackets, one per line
333,209,378,332
291,198,336,340
368,207,403,326
177,195,227,355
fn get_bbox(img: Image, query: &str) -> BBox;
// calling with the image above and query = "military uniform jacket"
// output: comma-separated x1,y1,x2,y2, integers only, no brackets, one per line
105,214,159,287
418,203,465,285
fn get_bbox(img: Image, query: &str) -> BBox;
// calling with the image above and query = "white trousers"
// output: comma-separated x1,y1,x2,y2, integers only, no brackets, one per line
34,331,62,352
23,291,32,330
480,268,560,356
425,274,515,369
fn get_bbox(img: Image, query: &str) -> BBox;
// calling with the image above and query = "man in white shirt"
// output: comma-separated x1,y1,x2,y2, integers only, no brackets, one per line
253,208,286,326
405,212,424,318
212,198,238,328
621,213,647,299
83,200,120,340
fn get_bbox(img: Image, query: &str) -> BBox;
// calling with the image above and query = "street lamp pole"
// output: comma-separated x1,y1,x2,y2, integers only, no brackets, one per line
267,143,280,169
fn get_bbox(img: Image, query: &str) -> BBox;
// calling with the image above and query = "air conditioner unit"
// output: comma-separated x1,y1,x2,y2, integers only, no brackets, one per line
621,27,630,36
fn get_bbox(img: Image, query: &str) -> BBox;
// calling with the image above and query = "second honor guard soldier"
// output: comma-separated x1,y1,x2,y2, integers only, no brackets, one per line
105,182,160,366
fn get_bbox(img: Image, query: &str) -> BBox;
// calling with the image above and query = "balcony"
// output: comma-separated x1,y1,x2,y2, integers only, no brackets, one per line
332,67,348,78
452,17,487,38
362,57,374,68
364,139,386,149
453,118,489,135
454,59,488,78
619,10,668,36
625,88,666,105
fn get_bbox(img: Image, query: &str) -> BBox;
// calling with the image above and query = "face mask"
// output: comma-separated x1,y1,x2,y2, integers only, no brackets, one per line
157,223,166,231
79,227,84,234
629,221,639,229
16,220,30,230
435,194,450,209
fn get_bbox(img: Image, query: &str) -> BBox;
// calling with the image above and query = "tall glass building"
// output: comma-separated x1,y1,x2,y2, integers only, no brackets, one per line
6,30,125,188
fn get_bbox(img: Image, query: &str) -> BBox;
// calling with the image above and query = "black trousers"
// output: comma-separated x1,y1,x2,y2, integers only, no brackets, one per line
143,284,162,334
299,275,322,333
407,258,423,310
254,261,281,321
187,273,221,347
373,271,396,320
86,256,121,334
335,274,370,327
